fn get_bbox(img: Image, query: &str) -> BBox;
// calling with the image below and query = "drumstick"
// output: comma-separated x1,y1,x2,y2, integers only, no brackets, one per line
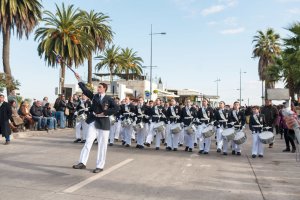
52,50,77,75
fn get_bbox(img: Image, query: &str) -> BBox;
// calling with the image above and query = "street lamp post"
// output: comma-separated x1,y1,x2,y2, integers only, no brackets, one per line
214,78,221,97
149,24,166,100
239,69,247,104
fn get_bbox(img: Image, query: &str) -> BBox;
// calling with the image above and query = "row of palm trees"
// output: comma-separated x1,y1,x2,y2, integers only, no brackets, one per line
0,1,143,95
252,22,300,101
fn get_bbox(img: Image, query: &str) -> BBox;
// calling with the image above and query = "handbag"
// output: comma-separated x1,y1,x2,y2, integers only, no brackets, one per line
64,108,70,116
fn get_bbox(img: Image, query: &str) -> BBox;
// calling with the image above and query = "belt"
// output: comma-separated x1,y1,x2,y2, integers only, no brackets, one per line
93,112,108,118
200,118,209,121
234,125,241,127
170,116,178,118
252,125,262,128
219,120,227,122
184,117,193,119
152,115,160,117
123,113,131,115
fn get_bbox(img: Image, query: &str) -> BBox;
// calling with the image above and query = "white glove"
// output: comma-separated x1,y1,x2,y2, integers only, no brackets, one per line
195,118,200,123
84,107,89,111
145,115,150,119
168,121,171,125
180,122,184,127
74,111,78,116
130,113,135,116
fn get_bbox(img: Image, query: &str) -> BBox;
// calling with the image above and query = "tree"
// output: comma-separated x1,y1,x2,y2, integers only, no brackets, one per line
0,73,20,93
252,28,281,98
80,10,113,84
116,47,143,80
95,45,121,83
35,3,94,93
0,0,42,95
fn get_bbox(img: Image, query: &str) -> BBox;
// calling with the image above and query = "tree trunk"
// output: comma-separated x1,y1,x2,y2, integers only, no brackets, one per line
60,62,66,95
2,30,12,96
88,54,92,84
264,80,275,100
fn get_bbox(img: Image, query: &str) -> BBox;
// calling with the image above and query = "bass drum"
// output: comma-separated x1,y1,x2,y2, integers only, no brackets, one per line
222,128,235,141
259,131,275,144
233,131,247,145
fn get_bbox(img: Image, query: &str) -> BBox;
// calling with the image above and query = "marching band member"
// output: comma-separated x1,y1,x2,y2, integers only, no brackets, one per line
144,100,154,147
120,97,136,147
249,106,266,158
108,97,121,146
181,98,197,152
227,101,246,155
165,98,181,151
73,94,91,143
197,98,214,154
72,74,119,173
134,97,149,149
214,101,230,153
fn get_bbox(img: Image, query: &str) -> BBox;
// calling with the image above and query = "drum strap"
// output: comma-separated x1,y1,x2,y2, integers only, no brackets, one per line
171,106,176,116
155,106,159,115
186,107,192,117
233,110,239,122
219,109,226,120
253,114,261,125
202,107,209,119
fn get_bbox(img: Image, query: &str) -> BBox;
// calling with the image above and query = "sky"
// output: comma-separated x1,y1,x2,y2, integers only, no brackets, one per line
1,0,300,105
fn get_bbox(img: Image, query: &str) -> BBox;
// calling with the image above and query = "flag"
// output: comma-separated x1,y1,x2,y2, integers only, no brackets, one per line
55,54,62,64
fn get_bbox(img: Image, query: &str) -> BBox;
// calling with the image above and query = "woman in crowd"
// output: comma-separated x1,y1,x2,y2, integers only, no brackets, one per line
18,101,35,130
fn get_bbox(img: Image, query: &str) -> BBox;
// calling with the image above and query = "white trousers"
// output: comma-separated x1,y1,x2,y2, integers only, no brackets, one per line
75,120,88,140
79,122,109,169
114,121,122,140
252,132,264,155
232,142,241,153
136,123,149,146
124,125,133,145
198,125,211,152
109,122,118,144
145,123,155,144
166,123,180,149
179,128,185,145
184,130,194,149
216,127,224,150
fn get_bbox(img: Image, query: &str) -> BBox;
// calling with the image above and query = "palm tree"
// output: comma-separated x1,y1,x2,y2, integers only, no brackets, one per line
0,0,42,95
35,3,94,92
252,28,281,98
80,10,113,84
95,45,121,83
116,48,143,80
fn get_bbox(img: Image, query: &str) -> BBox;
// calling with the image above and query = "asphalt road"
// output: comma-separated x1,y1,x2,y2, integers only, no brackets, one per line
0,128,300,200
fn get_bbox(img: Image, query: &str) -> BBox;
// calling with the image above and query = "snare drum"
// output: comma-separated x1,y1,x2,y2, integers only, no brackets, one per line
133,122,144,132
185,124,197,135
222,128,235,141
202,125,214,138
121,118,133,127
171,123,182,134
109,115,116,125
233,131,247,145
153,122,165,133
76,113,87,122
259,131,275,144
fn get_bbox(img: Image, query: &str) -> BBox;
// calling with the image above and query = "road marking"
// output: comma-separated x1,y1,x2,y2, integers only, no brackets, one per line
63,158,134,193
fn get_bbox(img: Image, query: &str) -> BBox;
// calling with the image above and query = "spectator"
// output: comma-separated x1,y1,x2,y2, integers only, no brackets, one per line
66,96,76,128
9,100,24,131
54,94,67,128
43,103,57,130
0,93,12,145
281,103,296,153
7,90,18,108
30,100,47,130
18,101,35,130
42,97,49,107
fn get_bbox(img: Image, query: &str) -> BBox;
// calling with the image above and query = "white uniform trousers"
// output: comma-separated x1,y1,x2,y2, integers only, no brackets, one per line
167,123,180,149
252,132,264,155
124,125,133,146
120,125,126,142
198,125,211,152
216,127,224,150
136,123,149,146
184,130,194,149
145,122,155,144
75,120,88,140
166,123,172,147
79,122,109,169
222,139,231,153
114,120,122,141
109,122,117,144
179,128,185,145
232,142,241,153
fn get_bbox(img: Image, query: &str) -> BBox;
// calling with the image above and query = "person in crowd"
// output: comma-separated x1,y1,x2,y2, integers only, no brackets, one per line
0,94,12,145
9,100,24,132
66,96,76,128
43,103,57,130
281,103,296,153
18,101,35,130
42,97,49,107
54,94,67,128
30,100,47,131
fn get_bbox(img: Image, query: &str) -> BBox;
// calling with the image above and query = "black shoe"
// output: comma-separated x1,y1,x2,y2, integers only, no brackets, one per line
122,141,126,146
282,148,290,152
109,143,114,146
194,143,197,147
73,138,81,143
204,151,208,154
173,148,178,151
199,150,204,154
292,148,296,153
223,152,228,156
125,144,130,147
80,140,86,143
269,144,273,148
179,144,183,147
4,141,10,145
236,152,241,156
217,148,221,153
144,143,150,147
136,144,140,148
155,147,160,150
188,148,193,152
139,145,144,149
252,154,256,158
72,163,86,169
185,147,189,151
93,168,103,173
161,139,165,144
166,147,172,151
232,150,236,155
258,155,263,158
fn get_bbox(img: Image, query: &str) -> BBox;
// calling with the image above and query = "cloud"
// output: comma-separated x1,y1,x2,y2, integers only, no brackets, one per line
223,17,238,26
207,21,218,26
220,27,245,34
201,5,225,16
287,8,300,14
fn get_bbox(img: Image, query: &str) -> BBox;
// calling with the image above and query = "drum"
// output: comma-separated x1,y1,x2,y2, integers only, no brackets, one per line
222,128,235,141
202,125,214,138
133,122,144,132
109,115,116,125
185,124,197,135
171,123,182,134
233,131,247,145
76,113,87,122
121,118,133,127
259,131,275,144
153,122,165,133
